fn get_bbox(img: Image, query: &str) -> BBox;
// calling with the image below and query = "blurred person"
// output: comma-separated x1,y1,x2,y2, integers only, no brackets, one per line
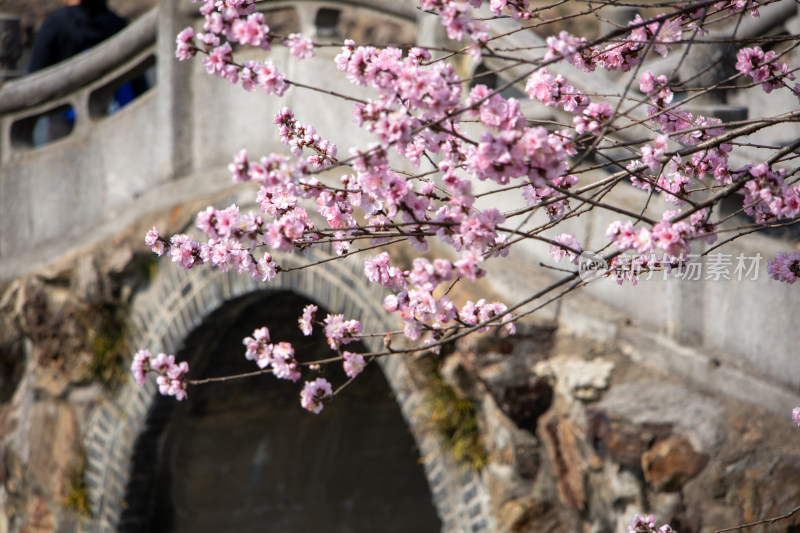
28,0,127,72
27,0,147,144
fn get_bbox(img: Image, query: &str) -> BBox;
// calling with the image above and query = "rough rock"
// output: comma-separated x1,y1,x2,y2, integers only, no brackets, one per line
453,325,556,433
592,381,726,453
18,498,53,533
480,391,543,511
25,402,79,502
641,435,708,492
539,410,587,510
586,412,672,467
72,255,104,305
534,355,614,403
481,393,532,465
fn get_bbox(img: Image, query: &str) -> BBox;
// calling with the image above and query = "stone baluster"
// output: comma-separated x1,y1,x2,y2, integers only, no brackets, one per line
0,14,22,81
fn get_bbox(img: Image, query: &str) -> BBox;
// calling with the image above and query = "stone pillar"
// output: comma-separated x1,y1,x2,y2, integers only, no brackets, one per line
0,14,23,81
664,258,705,346
415,8,447,51
677,43,749,131
156,0,194,180
598,6,640,37
294,3,319,38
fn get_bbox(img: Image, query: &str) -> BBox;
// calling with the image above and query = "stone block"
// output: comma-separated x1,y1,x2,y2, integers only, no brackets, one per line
641,435,708,492
539,410,586,510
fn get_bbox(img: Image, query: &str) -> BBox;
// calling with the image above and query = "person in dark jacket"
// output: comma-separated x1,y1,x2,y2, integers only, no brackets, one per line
27,0,148,144
28,0,127,72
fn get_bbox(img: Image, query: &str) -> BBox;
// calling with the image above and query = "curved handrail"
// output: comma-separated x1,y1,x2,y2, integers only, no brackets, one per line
257,0,418,21
0,7,157,114
0,0,418,118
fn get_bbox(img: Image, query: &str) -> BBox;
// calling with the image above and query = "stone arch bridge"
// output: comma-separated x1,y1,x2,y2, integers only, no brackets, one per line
1,2,800,532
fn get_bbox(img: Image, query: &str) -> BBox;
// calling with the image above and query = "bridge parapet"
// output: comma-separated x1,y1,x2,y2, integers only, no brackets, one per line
0,8,164,275
0,0,422,280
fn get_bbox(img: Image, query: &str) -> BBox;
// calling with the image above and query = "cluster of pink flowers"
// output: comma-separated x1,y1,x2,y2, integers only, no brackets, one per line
715,0,760,16
542,11,685,75
736,46,797,94
627,15,683,58
147,210,279,282
172,1,329,96
629,69,736,210
298,304,318,336
628,514,674,533
338,41,461,144
243,326,301,381
168,233,200,269
323,314,362,350
640,134,669,173
594,59,752,286
252,59,288,96
550,233,583,265
459,299,515,335
741,163,800,223
175,27,196,61
342,351,366,378
525,68,589,113
196,204,263,247
131,350,189,401
767,252,800,284
168,25,595,319
607,209,715,261
655,157,691,206
284,33,315,60
297,305,368,378
526,62,728,231
545,31,593,72
229,12,271,48
365,252,515,343
274,107,337,170
364,252,406,290
145,226,165,256
300,377,333,414
639,71,673,104
574,102,614,135
467,83,576,195
418,0,488,42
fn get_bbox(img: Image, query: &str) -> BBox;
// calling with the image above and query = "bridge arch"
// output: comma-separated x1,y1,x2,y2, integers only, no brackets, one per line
83,240,494,533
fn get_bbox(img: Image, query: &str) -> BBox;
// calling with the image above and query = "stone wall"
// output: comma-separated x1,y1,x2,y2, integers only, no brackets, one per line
0,201,800,533
2,189,800,533
0,225,155,533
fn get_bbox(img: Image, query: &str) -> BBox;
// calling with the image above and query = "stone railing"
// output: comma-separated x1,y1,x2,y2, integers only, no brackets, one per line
0,7,164,278
0,0,424,280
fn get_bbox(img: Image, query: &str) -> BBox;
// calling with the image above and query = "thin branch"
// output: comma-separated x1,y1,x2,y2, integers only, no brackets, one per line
714,504,800,533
